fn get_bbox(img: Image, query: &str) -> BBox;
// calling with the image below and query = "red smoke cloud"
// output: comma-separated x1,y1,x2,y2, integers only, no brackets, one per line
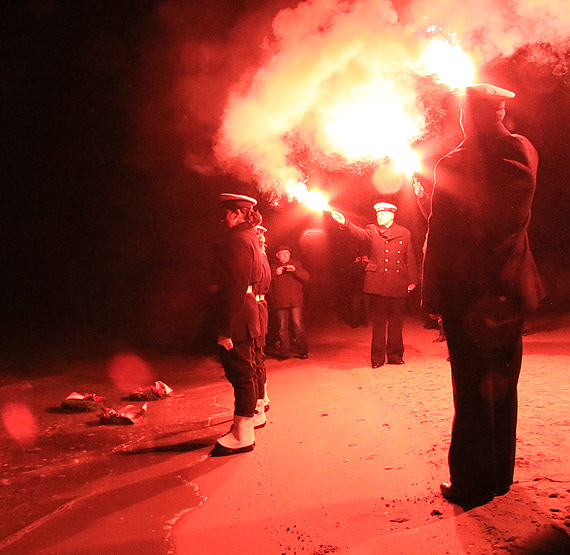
137,0,569,197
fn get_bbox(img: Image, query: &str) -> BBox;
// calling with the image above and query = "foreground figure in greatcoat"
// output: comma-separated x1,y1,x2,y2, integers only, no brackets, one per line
422,84,544,507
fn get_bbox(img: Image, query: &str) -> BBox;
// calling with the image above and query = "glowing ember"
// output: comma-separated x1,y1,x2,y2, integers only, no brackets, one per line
419,38,476,91
286,182,332,213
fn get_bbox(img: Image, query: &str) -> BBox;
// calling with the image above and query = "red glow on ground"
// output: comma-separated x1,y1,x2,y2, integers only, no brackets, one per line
1,402,38,446
107,353,153,392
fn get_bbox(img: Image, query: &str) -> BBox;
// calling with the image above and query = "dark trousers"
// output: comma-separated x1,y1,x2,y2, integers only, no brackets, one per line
276,306,308,357
254,346,266,400
442,300,523,495
369,295,407,365
219,340,257,417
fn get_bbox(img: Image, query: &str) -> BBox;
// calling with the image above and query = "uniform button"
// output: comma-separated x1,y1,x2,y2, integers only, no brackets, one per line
385,249,389,253
385,240,389,244
399,240,403,244
385,258,389,262
397,250,401,253
396,269,400,273
384,268,388,272
396,260,400,263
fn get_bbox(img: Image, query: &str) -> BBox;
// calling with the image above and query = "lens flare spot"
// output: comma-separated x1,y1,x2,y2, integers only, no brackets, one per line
372,167,405,195
2,402,38,445
107,353,153,392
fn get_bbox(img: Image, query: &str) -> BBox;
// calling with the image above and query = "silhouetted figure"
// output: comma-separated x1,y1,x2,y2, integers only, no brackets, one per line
422,84,544,507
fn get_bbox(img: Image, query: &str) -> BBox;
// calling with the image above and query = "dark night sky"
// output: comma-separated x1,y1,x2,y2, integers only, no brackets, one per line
3,0,570,358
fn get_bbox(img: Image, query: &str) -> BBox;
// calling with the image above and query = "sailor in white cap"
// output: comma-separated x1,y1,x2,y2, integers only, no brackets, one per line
422,84,543,506
331,201,417,368
211,192,264,456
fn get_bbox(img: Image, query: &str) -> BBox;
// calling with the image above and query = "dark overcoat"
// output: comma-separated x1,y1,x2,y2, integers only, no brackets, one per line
344,222,417,298
422,128,543,315
254,253,272,347
217,222,263,342
269,258,310,309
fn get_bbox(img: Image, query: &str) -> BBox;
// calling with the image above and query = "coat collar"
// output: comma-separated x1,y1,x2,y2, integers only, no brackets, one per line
231,221,254,233
371,222,403,240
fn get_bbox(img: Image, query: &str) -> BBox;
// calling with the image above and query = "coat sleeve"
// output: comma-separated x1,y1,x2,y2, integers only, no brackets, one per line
492,134,538,239
416,191,431,221
257,255,272,295
218,234,252,339
343,221,373,247
292,259,310,282
421,157,450,314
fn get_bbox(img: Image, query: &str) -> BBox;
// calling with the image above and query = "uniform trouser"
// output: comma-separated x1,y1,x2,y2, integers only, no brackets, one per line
369,295,407,365
253,344,266,401
276,306,308,357
442,300,523,495
219,340,257,417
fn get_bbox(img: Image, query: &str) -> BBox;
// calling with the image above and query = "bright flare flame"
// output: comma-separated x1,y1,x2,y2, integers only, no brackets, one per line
286,182,332,213
392,146,422,177
419,39,475,91
318,79,424,178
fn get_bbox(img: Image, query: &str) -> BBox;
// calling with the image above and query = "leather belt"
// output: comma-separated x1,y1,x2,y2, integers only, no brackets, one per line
256,294,265,301
246,285,254,294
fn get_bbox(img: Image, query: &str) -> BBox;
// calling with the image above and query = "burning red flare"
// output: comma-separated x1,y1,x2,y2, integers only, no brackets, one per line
418,36,476,91
286,182,332,213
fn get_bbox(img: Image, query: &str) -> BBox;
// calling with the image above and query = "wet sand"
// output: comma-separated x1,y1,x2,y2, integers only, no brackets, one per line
1,314,569,554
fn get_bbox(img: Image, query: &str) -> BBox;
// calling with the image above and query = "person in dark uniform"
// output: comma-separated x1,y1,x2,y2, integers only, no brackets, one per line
252,221,271,428
211,193,264,457
331,203,417,367
270,246,310,360
422,84,544,507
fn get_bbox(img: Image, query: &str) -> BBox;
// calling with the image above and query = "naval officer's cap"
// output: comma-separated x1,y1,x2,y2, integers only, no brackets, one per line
464,83,515,110
219,193,258,210
373,202,398,213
